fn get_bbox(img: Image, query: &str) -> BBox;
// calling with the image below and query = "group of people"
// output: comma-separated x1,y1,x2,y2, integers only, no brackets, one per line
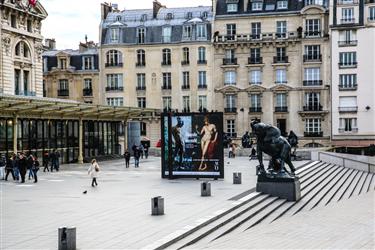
0,152,40,183
42,150,61,172
123,144,149,168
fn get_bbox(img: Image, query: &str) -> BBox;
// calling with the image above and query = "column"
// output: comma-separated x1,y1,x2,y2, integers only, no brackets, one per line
124,118,128,151
13,116,18,154
78,118,83,164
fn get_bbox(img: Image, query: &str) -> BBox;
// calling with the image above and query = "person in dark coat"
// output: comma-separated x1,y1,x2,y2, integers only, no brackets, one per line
32,156,40,183
124,149,131,168
49,151,56,172
144,145,149,159
18,153,28,183
5,154,15,181
27,154,34,180
134,147,140,168
43,152,50,172
55,150,60,171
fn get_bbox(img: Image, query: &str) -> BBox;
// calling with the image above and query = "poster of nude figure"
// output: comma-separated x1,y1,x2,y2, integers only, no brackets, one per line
161,112,224,179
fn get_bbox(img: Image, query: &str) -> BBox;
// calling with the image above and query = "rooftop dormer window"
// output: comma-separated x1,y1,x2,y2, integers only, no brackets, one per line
187,12,193,19
110,28,119,43
202,11,208,19
252,1,263,11
166,13,173,20
116,15,122,21
227,3,238,13
141,14,148,22
277,1,288,10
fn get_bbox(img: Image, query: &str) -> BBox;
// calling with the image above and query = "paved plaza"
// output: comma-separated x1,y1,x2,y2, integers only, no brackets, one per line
1,157,374,250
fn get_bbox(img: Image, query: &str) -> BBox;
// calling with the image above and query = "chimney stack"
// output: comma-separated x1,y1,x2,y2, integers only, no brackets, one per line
101,2,112,20
44,38,56,50
153,0,165,19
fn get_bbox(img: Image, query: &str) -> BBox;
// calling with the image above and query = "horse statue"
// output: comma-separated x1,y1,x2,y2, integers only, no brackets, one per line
251,120,296,176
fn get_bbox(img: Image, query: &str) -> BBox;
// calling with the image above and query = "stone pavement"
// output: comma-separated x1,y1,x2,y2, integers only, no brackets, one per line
1,156,308,250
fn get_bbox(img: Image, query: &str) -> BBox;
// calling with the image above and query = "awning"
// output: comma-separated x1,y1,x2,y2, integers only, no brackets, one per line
0,94,159,121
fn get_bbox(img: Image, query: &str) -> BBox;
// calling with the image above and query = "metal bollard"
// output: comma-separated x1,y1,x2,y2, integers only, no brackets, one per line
58,227,76,250
151,196,164,215
201,181,211,197
233,172,242,184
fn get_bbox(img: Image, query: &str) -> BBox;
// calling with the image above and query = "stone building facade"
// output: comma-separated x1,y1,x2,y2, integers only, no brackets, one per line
330,0,375,148
212,0,331,147
99,1,214,145
0,0,47,96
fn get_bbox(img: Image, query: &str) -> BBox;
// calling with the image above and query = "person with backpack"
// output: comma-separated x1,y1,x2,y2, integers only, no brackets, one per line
32,156,40,183
88,159,100,187
5,154,15,181
123,149,131,168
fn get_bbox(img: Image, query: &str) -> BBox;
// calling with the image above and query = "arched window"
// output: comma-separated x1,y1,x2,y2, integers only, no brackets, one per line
162,48,171,65
136,49,145,67
15,41,30,58
106,50,122,66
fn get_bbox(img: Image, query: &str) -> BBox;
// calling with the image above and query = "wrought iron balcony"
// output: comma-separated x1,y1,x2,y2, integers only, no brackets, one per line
57,89,69,96
303,105,323,111
339,127,358,133
250,81,262,85
181,85,190,90
275,106,288,112
161,61,171,66
248,57,263,64
304,31,322,37
82,88,92,96
223,58,237,65
198,84,207,89
304,131,323,137
136,86,146,91
181,60,190,65
224,107,237,113
197,60,207,64
341,18,356,24
161,85,172,90
338,0,359,4
338,84,357,91
338,40,358,46
275,81,288,85
338,62,358,68
249,107,262,113
136,62,146,67
105,86,123,92
338,106,358,112
303,80,323,86
273,56,288,63
105,62,123,67
303,54,322,62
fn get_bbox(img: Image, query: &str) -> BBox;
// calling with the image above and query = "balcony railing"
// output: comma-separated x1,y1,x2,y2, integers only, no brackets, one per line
161,61,171,66
181,85,190,90
304,31,322,37
105,86,123,92
57,89,69,96
338,40,358,46
227,132,237,138
304,131,323,137
275,106,288,112
248,57,263,64
136,86,146,91
275,33,287,39
273,56,288,63
303,80,323,86
339,62,357,68
341,18,356,24
105,62,123,67
338,84,357,90
338,106,358,112
303,54,322,62
15,90,36,96
249,107,262,113
213,32,300,43
338,0,359,4
303,105,323,111
136,62,146,67
223,58,237,65
181,60,190,65
305,0,326,6
250,81,262,85
198,84,207,89
224,107,237,113
82,88,92,96
161,85,172,90
197,60,207,64
275,81,288,85
339,127,358,133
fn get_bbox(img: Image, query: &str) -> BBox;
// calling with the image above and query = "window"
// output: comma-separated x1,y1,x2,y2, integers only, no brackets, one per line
305,92,320,109
198,71,207,87
162,26,172,43
136,49,146,66
183,96,190,111
163,96,172,110
276,69,287,84
106,50,122,66
305,19,320,37
162,48,171,65
202,11,208,19
339,52,357,67
137,73,146,90
250,94,261,108
276,21,287,38
182,72,190,88
251,22,261,39
111,28,119,43
116,15,122,21
198,47,206,62
339,30,357,45
15,42,21,56
27,19,32,32
277,1,288,9
23,43,30,58
141,14,148,22
252,1,263,11
226,24,236,40
276,93,287,107
137,27,146,44
137,97,146,108
83,56,93,70
106,74,123,89
339,74,357,89
198,95,207,110
225,49,235,59
342,8,354,23
276,47,286,59
305,45,321,60
227,3,238,12
226,95,236,108
107,98,123,107
59,79,69,90
43,58,48,73
187,12,193,19
11,14,17,28
305,119,321,133
370,7,375,21
226,120,236,137
250,48,261,62
166,13,173,20
84,79,92,89
59,58,67,69
183,25,192,39
162,73,172,89
182,47,189,63
304,67,321,83
339,96,357,111
305,0,324,5
339,118,357,132
197,24,207,39
224,71,236,85
249,70,262,84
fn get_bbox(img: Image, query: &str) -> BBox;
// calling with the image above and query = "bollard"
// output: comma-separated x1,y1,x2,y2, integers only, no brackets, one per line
201,181,211,197
233,172,242,184
151,196,164,215
58,227,76,250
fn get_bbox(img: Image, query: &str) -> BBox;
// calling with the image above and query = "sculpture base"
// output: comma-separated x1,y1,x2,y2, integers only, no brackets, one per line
256,174,301,201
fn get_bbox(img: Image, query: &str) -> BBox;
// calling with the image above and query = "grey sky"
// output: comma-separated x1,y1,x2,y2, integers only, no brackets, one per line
40,0,212,49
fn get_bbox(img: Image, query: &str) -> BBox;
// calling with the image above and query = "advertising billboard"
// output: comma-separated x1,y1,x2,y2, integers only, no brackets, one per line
161,112,224,179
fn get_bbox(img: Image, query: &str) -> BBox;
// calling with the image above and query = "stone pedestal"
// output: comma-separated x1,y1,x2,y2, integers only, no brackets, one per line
151,196,164,215
256,174,301,201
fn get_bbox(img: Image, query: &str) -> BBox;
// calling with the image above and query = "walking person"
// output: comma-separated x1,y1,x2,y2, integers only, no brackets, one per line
0,153,6,180
55,150,60,171
88,159,100,187
5,154,15,181
124,149,130,168
49,151,56,172
144,144,149,159
43,152,50,172
13,154,19,181
32,156,40,183
134,147,140,168
249,147,257,161
139,144,144,159
18,153,27,183
27,154,35,180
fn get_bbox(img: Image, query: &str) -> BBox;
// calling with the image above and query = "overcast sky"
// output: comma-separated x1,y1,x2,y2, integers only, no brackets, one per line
40,0,212,49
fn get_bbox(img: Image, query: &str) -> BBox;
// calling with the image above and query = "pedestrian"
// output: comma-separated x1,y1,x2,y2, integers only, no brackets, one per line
49,151,56,172
139,144,144,159
249,147,257,161
32,156,40,183
13,154,19,181
43,152,50,172
134,147,140,168
27,154,35,180
18,153,27,183
0,153,6,180
144,144,149,159
88,159,100,187
55,150,60,171
231,144,236,158
229,144,233,158
5,154,15,181
124,149,130,168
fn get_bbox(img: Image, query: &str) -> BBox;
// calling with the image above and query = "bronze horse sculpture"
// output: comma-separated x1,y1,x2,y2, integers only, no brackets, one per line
251,120,296,176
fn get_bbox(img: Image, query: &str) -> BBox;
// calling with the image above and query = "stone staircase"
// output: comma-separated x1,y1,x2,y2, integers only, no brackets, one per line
152,161,375,250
